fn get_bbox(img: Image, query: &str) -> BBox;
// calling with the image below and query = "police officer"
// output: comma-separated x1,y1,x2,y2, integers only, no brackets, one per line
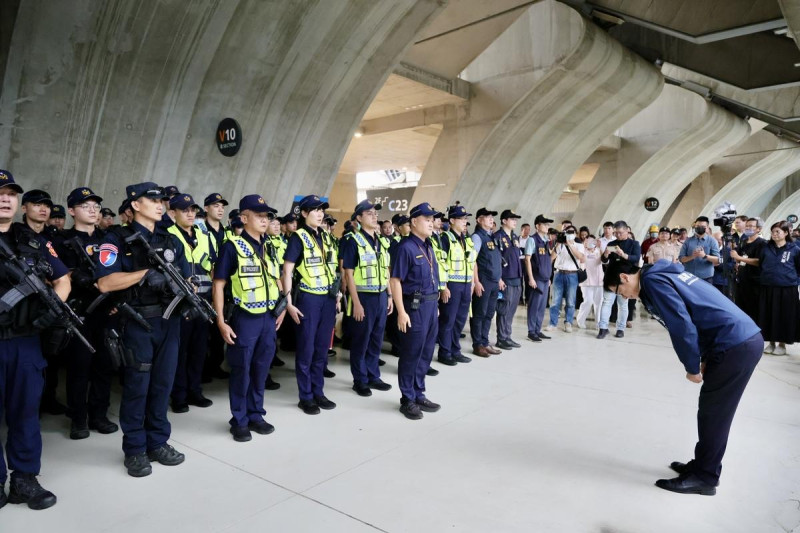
342,199,393,396
96,182,191,477
21,189,53,234
320,213,340,366
52,187,119,440
385,214,409,356
98,207,115,230
390,203,443,420
118,199,133,226
605,259,762,496
213,195,283,442
470,208,504,357
202,193,230,382
0,170,67,510
167,194,216,412
494,209,523,349
283,195,339,415
524,215,554,342
158,185,180,229
437,205,475,366
264,212,287,388
45,204,66,235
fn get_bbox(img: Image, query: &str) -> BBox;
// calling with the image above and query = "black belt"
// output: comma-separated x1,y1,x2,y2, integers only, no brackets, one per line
129,304,164,319
403,293,439,302
555,269,578,274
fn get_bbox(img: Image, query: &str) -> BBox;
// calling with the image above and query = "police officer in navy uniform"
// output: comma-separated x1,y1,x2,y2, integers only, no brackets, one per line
341,199,394,396
52,187,119,440
437,205,475,366
385,214,409,357
0,170,67,510
45,204,67,237
157,185,180,229
390,202,443,420
213,194,284,442
605,259,763,496
167,194,216,413
202,193,230,382
493,209,524,349
470,208,504,357
96,182,191,477
283,195,340,415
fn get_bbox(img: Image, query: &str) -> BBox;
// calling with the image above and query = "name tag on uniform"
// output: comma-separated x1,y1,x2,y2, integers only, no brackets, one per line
306,256,323,266
361,253,376,262
240,265,261,274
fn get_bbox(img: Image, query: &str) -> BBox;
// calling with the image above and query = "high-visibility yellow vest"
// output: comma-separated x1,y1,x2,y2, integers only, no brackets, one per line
444,230,476,283
229,236,280,313
268,235,286,264
167,225,212,294
321,229,339,272
431,233,448,289
351,231,390,293
295,228,336,294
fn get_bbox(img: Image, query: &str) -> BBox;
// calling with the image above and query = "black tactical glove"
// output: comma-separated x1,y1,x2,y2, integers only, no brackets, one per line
71,269,95,289
142,269,169,292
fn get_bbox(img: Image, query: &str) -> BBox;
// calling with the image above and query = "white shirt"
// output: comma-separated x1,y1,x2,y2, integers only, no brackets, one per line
599,235,614,252
553,241,585,271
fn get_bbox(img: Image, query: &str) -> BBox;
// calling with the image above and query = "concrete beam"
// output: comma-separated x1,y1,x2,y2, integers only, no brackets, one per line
778,0,800,51
393,62,470,100
359,104,459,136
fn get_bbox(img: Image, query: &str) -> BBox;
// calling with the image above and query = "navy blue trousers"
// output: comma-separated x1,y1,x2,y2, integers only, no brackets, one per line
687,332,763,485
120,317,180,456
470,279,498,348
527,279,550,336
398,298,438,401
295,291,336,401
0,335,45,483
66,314,113,423
171,315,209,404
349,291,387,386
226,309,276,428
437,281,471,359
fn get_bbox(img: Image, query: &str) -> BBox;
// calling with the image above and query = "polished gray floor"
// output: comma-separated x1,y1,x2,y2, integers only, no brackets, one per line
2,313,799,532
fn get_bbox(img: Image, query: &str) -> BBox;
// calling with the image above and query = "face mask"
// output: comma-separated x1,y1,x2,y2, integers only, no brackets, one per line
695,226,706,236
743,229,756,237
586,242,596,249
566,234,576,241
650,232,658,239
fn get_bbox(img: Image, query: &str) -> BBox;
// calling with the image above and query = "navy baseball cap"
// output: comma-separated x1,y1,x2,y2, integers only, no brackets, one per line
281,212,297,224
230,216,243,229
163,185,180,198
354,199,381,216
22,189,53,207
67,187,103,207
298,194,329,211
534,214,553,225
395,215,410,225
500,209,521,220
100,208,115,218
170,194,201,210
324,214,337,225
228,209,240,220
447,205,471,219
203,193,228,206
410,202,442,219
50,205,66,218
475,207,498,218
126,182,164,201
0,169,23,193
239,194,277,214
391,213,402,225
118,199,131,215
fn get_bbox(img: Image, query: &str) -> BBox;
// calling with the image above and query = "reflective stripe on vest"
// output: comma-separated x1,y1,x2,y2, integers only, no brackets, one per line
167,225,213,293
431,234,448,289
295,228,335,294
269,235,286,264
352,232,390,292
445,231,476,283
230,237,279,313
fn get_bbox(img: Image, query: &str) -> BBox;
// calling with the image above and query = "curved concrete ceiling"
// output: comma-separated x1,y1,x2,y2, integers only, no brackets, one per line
447,1,663,222
600,96,751,233
778,0,800,51
765,186,800,228
0,0,443,210
701,137,800,216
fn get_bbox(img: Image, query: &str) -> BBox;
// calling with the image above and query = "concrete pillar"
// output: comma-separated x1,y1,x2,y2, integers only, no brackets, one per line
411,0,663,220
327,172,357,236
764,173,800,229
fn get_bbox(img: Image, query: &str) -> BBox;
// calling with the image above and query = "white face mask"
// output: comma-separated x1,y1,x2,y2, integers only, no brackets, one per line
566,233,576,241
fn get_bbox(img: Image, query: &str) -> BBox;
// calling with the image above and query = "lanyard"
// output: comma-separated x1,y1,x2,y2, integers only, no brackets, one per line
415,240,435,289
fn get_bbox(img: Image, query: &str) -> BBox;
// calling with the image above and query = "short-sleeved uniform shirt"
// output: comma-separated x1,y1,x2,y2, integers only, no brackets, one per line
341,229,381,271
0,224,69,281
391,234,438,296
284,226,325,265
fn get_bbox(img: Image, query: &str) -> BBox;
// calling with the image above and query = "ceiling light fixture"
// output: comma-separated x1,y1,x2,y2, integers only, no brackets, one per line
354,127,365,138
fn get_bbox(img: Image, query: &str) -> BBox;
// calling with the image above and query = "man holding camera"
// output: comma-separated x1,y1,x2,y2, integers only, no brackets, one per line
679,216,720,283
597,220,640,339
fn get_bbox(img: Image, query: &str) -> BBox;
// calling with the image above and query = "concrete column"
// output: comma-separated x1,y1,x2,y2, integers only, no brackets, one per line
764,173,800,229
327,172,357,235
411,0,663,219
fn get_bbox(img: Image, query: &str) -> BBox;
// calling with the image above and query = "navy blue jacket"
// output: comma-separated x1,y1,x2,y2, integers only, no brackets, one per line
758,241,800,287
640,260,760,375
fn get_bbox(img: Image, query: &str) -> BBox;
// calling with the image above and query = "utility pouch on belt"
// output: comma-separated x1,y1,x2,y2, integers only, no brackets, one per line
104,329,124,370
327,275,342,298
410,291,422,311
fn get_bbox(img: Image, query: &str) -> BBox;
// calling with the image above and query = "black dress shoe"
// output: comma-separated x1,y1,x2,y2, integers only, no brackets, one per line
147,444,185,466
507,339,522,348
459,333,466,338
314,396,337,410
596,329,609,339
8,473,57,510
527,333,542,343
69,421,90,440
323,368,336,378
172,402,189,414
124,453,152,478
265,376,281,390
670,461,690,475
352,384,372,397
614,330,624,338
187,394,213,408
495,340,513,350
0,484,7,510
298,400,320,415
40,398,67,416
89,417,119,434
426,367,439,376
437,357,457,366
378,359,386,366
416,398,441,412
271,356,285,367
453,354,472,363
537,333,551,340
201,375,213,384
390,346,400,356
327,349,337,358
368,379,392,391
655,475,716,496
230,426,252,442
248,420,275,435
399,401,423,420
212,367,230,379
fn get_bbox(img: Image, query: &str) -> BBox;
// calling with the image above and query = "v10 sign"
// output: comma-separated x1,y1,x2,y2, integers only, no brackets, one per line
216,118,242,157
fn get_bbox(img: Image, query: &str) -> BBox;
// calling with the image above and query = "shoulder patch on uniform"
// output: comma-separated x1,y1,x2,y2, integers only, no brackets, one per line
99,243,118,267
45,241,58,257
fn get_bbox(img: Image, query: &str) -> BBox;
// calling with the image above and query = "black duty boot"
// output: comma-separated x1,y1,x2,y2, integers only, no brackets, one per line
8,473,57,510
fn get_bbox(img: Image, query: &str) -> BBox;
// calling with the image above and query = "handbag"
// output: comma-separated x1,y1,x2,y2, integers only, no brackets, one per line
564,244,588,284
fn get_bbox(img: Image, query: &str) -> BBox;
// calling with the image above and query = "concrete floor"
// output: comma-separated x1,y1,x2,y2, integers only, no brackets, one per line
2,313,799,533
